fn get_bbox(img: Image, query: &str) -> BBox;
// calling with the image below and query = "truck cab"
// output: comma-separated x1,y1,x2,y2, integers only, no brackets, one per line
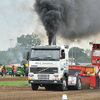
91,43,100,69
90,42,100,78
28,45,69,91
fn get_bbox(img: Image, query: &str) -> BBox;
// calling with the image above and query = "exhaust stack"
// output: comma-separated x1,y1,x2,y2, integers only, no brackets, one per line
48,34,56,45
53,35,56,45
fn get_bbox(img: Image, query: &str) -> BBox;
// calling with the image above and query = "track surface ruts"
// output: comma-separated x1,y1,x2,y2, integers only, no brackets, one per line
0,86,100,100
0,76,28,81
0,77,100,100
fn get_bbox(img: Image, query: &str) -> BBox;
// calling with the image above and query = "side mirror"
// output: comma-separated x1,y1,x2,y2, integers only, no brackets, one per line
60,52,65,59
62,52,65,59
27,52,30,60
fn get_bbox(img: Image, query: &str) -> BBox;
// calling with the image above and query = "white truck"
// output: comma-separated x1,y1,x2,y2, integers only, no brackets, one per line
28,45,69,91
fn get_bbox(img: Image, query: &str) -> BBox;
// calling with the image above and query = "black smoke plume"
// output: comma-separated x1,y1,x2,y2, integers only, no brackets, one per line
34,0,100,44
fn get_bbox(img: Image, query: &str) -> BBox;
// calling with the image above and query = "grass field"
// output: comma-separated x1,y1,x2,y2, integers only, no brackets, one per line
0,81,29,85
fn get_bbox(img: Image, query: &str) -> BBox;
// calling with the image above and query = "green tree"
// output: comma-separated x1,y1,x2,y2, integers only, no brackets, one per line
85,49,91,56
17,33,41,47
0,33,41,65
0,51,10,65
69,47,91,63
16,33,41,59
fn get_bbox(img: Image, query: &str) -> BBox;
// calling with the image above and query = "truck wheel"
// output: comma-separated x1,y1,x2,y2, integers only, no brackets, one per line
31,84,38,90
75,76,82,90
23,72,25,77
98,71,100,79
59,76,67,91
25,67,28,76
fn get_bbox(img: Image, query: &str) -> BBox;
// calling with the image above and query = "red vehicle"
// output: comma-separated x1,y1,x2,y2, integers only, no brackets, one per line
69,65,99,89
68,42,100,90
90,42,100,77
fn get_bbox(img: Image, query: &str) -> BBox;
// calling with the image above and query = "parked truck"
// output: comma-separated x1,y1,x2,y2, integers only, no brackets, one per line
5,65,12,75
15,65,25,76
0,65,12,76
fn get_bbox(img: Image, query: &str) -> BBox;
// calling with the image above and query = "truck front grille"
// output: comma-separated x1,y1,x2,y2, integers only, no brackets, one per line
30,67,58,74
38,74,49,80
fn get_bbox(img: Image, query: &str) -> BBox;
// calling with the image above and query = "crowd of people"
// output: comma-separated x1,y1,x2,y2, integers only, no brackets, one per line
0,65,15,77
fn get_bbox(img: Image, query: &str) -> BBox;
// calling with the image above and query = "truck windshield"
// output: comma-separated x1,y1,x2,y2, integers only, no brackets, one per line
30,49,60,61
93,50,100,56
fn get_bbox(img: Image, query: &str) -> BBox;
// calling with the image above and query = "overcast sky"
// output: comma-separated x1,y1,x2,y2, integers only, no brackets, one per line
0,0,37,50
0,0,100,51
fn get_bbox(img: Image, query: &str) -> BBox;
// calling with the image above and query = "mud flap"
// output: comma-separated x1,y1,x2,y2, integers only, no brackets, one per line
93,76,99,89
99,79,100,82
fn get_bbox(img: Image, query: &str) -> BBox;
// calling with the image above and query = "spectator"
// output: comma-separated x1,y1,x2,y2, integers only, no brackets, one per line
0,64,3,77
3,65,6,77
11,65,15,77
0,66,1,76
1,66,3,77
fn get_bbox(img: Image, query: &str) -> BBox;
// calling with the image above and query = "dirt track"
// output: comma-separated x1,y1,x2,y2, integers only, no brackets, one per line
0,77,100,100
0,76,28,81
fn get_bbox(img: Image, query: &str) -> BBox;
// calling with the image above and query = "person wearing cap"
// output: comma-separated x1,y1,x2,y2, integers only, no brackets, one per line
11,65,15,77
3,65,6,77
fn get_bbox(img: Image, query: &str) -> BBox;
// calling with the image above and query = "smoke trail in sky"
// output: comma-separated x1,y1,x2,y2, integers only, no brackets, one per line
34,0,100,44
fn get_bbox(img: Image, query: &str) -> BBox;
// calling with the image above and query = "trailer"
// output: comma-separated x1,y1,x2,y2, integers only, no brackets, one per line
68,65,99,90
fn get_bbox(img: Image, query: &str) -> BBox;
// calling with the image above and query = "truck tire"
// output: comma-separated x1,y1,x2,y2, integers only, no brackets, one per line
98,70,100,80
25,67,28,76
75,76,82,90
23,72,25,77
31,84,38,90
59,76,67,91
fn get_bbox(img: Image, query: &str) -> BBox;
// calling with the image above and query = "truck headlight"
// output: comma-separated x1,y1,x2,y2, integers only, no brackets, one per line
28,73,34,77
54,74,59,77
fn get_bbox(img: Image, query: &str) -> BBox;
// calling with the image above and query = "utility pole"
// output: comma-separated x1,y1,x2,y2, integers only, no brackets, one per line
71,40,74,65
